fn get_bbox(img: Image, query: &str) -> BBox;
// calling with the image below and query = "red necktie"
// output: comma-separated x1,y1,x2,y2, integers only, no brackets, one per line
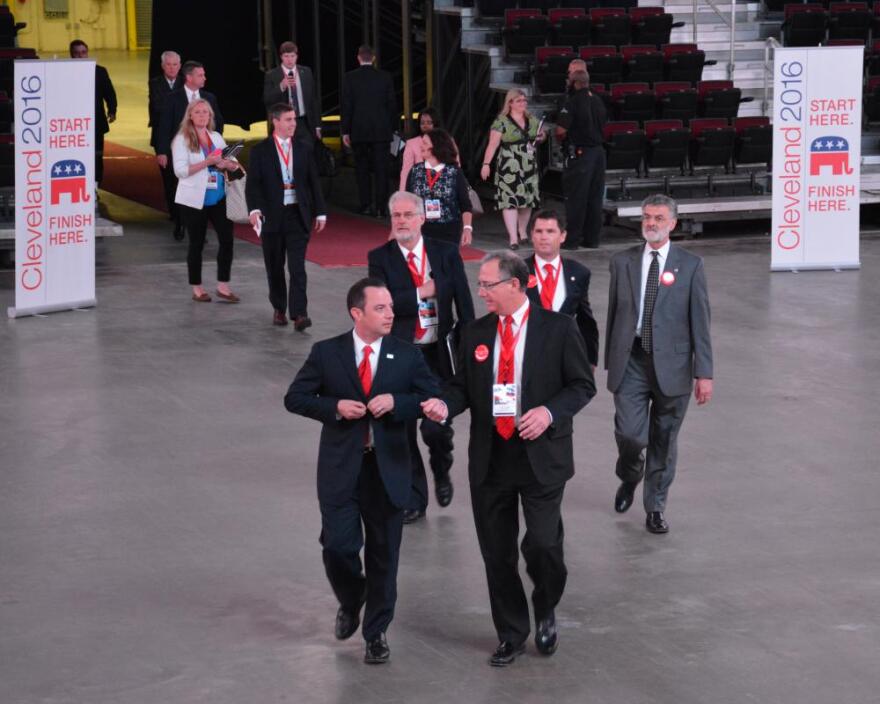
359,345,373,396
540,263,557,310
407,252,427,341
495,316,515,440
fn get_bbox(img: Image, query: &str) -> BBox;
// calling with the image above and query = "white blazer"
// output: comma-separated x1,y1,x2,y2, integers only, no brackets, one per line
172,130,227,210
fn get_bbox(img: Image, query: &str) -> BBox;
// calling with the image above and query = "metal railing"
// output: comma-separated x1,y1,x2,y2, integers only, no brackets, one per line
694,0,739,80
762,36,782,116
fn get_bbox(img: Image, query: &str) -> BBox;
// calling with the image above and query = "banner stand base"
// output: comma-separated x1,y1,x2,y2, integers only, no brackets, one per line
8,298,97,319
771,263,860,272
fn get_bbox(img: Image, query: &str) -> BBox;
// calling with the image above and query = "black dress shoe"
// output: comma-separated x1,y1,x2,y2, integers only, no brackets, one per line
535,612,558,655
646,511,669,534
614,481,638,514
364,633,390,664
293,315,312,332
402,508,425,524
273,310,288,326
489,641,526,667
335,605,362,640
435,474,454,508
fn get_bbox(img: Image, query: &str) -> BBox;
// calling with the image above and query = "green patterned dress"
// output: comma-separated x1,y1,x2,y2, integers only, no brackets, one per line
490,114,541,210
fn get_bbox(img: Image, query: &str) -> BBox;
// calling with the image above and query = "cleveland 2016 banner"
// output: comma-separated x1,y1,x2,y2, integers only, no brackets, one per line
8,59,96,318
771,46,862,271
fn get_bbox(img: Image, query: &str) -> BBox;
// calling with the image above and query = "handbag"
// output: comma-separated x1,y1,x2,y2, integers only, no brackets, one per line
466,181,484,217
225,167,250,224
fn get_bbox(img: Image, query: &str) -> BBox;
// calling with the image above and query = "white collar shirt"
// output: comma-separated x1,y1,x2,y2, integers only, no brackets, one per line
637,240,671,335
534,254,566,312
492,298,530,422
184,86,200,103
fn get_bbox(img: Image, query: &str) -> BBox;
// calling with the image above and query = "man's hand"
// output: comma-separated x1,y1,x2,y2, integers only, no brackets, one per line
367,393,395,418
108,114,116,124
421,398,448,422
249,211,263,228
337,400,367,419
695,378,713,405
518,406,552,441
314,218,327,233
418,279,436,300
157,154,168,168
342,134,352,148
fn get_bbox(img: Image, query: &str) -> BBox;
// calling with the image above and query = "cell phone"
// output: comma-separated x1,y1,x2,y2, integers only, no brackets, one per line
222,141,244,160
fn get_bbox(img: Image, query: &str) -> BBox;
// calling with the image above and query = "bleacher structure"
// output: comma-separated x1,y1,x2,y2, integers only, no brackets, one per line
432,0,880,232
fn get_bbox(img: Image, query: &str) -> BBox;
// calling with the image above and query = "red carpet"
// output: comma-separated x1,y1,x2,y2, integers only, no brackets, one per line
102,141,484,268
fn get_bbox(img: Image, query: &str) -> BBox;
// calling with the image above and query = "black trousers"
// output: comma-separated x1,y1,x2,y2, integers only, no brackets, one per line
260,205,310,317
471,434,567,646
180,200,234,285
563,146,605,248
352,141,390,211
407,342,455,511
158,161,180,226
614,343,691,513
95,131,106,185
422,219,462,246
320,451,405,641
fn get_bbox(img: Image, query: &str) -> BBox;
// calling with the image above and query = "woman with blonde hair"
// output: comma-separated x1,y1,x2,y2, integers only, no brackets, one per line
479,89,545,250
172,98,243,302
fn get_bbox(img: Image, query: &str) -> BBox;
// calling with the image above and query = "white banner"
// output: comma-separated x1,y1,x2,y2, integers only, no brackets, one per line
9,59,96,318
771,46,862,271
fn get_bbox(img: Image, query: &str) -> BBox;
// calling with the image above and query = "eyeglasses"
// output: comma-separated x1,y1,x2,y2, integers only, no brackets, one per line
391,211,420,219
476,278,513,290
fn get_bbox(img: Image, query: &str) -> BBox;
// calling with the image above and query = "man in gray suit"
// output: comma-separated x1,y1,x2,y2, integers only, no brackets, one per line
605,194,713,534
263,41,321,139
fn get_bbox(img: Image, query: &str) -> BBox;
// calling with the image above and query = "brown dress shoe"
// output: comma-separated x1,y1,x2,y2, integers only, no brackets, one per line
215,290,240,303
192,292,211,302
273,310,288,326
293,315,312,331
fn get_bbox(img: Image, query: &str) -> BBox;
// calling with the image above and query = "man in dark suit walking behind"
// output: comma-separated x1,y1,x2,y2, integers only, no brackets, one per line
285,278,438,664
605,194,713,534
524,209,599,368
422,252,595,666
246,104,327,330
368,191,475,524
157,61,224,165
341,45,397,217
69,40,116,191
263,41,321,139
148,50,184,240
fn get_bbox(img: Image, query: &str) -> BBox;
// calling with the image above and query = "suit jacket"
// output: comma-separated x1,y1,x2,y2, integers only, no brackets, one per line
284,332,439,508
148,73,183,149
95,65,117,135
245,133,327,232
263,65,320,129
443,304,595,487
341,65,397,143
605,243,713,397
367,237,475,378
525,254,600,367
157,88,224,157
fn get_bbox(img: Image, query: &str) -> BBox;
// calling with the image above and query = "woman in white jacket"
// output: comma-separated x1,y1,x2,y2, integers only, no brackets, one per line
172,99,242,302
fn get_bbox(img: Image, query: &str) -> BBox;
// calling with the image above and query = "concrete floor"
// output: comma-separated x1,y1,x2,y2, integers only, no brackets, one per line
2,215,880,703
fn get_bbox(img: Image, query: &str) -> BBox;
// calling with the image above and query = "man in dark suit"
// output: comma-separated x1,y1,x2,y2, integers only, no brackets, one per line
605,194,713,534
263,41,321,139
341,45,397,217
156,61,224,161
246,103,327,330
524,209,599,368
422,252,595,667
368,191,475,523
285,278,438,664
148,50,184,240
69,40,116,189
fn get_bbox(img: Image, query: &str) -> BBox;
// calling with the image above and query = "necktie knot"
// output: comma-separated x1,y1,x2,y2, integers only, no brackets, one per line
363,345,372,359
544,263,554,277
407,252,416,265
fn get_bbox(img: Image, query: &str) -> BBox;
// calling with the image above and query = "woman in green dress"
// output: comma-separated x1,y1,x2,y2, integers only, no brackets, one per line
479,89,546,250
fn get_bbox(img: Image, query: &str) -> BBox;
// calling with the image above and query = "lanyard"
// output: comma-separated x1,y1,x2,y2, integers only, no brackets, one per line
413,247,427,284
496,306,531,350
425,165,441,191
533,260,558,290
274,137,292,181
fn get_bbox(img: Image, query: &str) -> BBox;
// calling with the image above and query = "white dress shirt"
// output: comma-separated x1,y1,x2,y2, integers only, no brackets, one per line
492,298,530,422
274,136,297,204
534,254,566,311
637,240,670,336
398,237,438,344
184,86,200,103
353,331,383,446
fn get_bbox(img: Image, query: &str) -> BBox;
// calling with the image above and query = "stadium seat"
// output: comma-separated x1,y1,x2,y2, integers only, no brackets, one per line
549,8,591,49
697,80,746,120
630,8,682,48
782,4,828,47
827,2,871,43
689,118,736,174
610,82,656,123
604,121,646,198
663,44,712,83
655,81,698,123
503,9,550,57
645,119,690,174
579,45,624,88
475,0,514,18
733,116,772,169
622,45,664,84
863,76,880,122
867,39,880,75
534,46,577,95
590,8,631,47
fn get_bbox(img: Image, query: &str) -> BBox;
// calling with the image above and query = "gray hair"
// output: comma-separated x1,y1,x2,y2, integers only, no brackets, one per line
641,193,678,219
480,250,529,289
160,50,181,63
388,190,424,214
570,69,590,87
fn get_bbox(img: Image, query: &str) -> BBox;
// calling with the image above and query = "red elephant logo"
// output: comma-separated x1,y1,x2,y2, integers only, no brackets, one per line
809,136,853,176
50,160,91,205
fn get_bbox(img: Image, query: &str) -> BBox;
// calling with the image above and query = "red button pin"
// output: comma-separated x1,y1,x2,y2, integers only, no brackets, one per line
474,344,489,362
660,271,675,286
527,274,538,289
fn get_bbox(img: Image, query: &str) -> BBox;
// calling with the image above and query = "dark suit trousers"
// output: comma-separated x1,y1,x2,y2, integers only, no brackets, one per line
352,141,390,210
563,146,605,248
260,205,309,317
320,450,404,641
407,342,454,511
471,434,567,646
613,343,692,513
180,201,234,285
158,162,180,225
95,131,106,185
